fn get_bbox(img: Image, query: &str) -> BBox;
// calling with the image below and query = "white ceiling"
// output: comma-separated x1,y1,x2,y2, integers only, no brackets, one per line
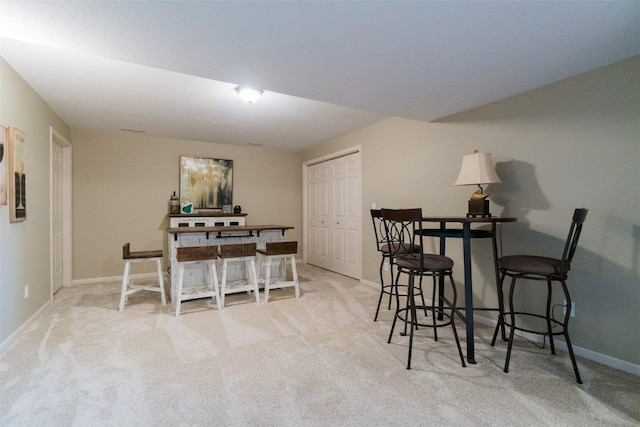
1,2,639,152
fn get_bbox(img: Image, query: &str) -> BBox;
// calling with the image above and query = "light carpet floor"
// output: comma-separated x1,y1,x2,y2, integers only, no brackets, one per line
1,264,639,426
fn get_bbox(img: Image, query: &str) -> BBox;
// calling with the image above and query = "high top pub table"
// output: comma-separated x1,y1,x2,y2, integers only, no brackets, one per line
418,216,517,364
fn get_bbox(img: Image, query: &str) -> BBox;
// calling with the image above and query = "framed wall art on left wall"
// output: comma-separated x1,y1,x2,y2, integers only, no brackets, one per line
8,127,26,222
0,125,7,206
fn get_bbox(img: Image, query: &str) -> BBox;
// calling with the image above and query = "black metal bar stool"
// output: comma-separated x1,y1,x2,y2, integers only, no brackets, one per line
491,208,588,384
370,209,425,321
382,208,466,370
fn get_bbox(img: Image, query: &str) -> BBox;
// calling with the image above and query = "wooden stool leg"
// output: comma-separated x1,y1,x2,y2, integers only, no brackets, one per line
209,261,221,310
278,255,286,278
220,259,228,309
156,258,167,306
263,257,273,303
290,254,300,299
175,263,184,318
119,261,131,312
256,254,264,284
248,257,259,304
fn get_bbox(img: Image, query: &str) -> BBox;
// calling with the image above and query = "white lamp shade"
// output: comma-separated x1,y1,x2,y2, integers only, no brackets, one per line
454,152,502,186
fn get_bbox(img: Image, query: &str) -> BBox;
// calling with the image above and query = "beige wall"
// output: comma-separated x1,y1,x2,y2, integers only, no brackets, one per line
303,56,640,366
71,131,303,280
0,56,71,345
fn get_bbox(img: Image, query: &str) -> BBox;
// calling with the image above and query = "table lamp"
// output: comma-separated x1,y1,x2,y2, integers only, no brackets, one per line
454,150,501,217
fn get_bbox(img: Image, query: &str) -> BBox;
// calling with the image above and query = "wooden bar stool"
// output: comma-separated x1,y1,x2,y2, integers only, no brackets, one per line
119,243,166,311
257,241,300,303
175,246,220,318
219,243,259,309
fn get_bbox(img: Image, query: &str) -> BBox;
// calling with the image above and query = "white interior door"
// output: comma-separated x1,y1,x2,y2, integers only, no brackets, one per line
50,128,71,295
306,151,360,279
332,154,360,278
52,142,63,294
307,162,330,269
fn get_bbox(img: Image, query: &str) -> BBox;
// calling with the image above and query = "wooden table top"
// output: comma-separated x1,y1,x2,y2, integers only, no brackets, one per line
421,216,517,224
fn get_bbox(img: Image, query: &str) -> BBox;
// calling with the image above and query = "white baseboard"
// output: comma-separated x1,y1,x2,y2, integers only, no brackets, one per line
0,298,52,355
475,314,640,376
362,279,640,377
360,278,379,290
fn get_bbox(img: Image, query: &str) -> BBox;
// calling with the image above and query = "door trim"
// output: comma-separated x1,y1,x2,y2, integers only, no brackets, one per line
50,127,72,297
302,145,361,274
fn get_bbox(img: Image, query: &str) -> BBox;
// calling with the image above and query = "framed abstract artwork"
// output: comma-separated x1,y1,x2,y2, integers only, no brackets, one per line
8,127,26,222
0,125,6,206
179,156,233,212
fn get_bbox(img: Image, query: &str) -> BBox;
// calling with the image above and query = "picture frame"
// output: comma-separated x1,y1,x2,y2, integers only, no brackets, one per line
179,156,233,211
8,127,26,222
0,125,7,206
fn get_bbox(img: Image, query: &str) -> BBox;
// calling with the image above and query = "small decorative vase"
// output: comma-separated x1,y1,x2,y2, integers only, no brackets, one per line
169,191,180,214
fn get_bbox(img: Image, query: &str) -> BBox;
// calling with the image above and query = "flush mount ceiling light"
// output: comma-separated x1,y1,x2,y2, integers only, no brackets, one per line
235,86,263,103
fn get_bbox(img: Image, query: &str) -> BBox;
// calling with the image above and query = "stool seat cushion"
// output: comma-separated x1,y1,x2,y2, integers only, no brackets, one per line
380,243,422,255
396,253,454,271
177,246,218,262
124,250,163,259
499,255,568,277
122,242,162,259
220,243,257,258
257,241,297,255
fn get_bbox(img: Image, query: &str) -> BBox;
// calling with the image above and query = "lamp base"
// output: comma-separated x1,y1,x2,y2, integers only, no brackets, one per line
467,199,491,218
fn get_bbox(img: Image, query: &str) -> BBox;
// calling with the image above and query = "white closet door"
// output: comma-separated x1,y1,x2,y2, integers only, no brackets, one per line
307,162,330,269
307,152,360,279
